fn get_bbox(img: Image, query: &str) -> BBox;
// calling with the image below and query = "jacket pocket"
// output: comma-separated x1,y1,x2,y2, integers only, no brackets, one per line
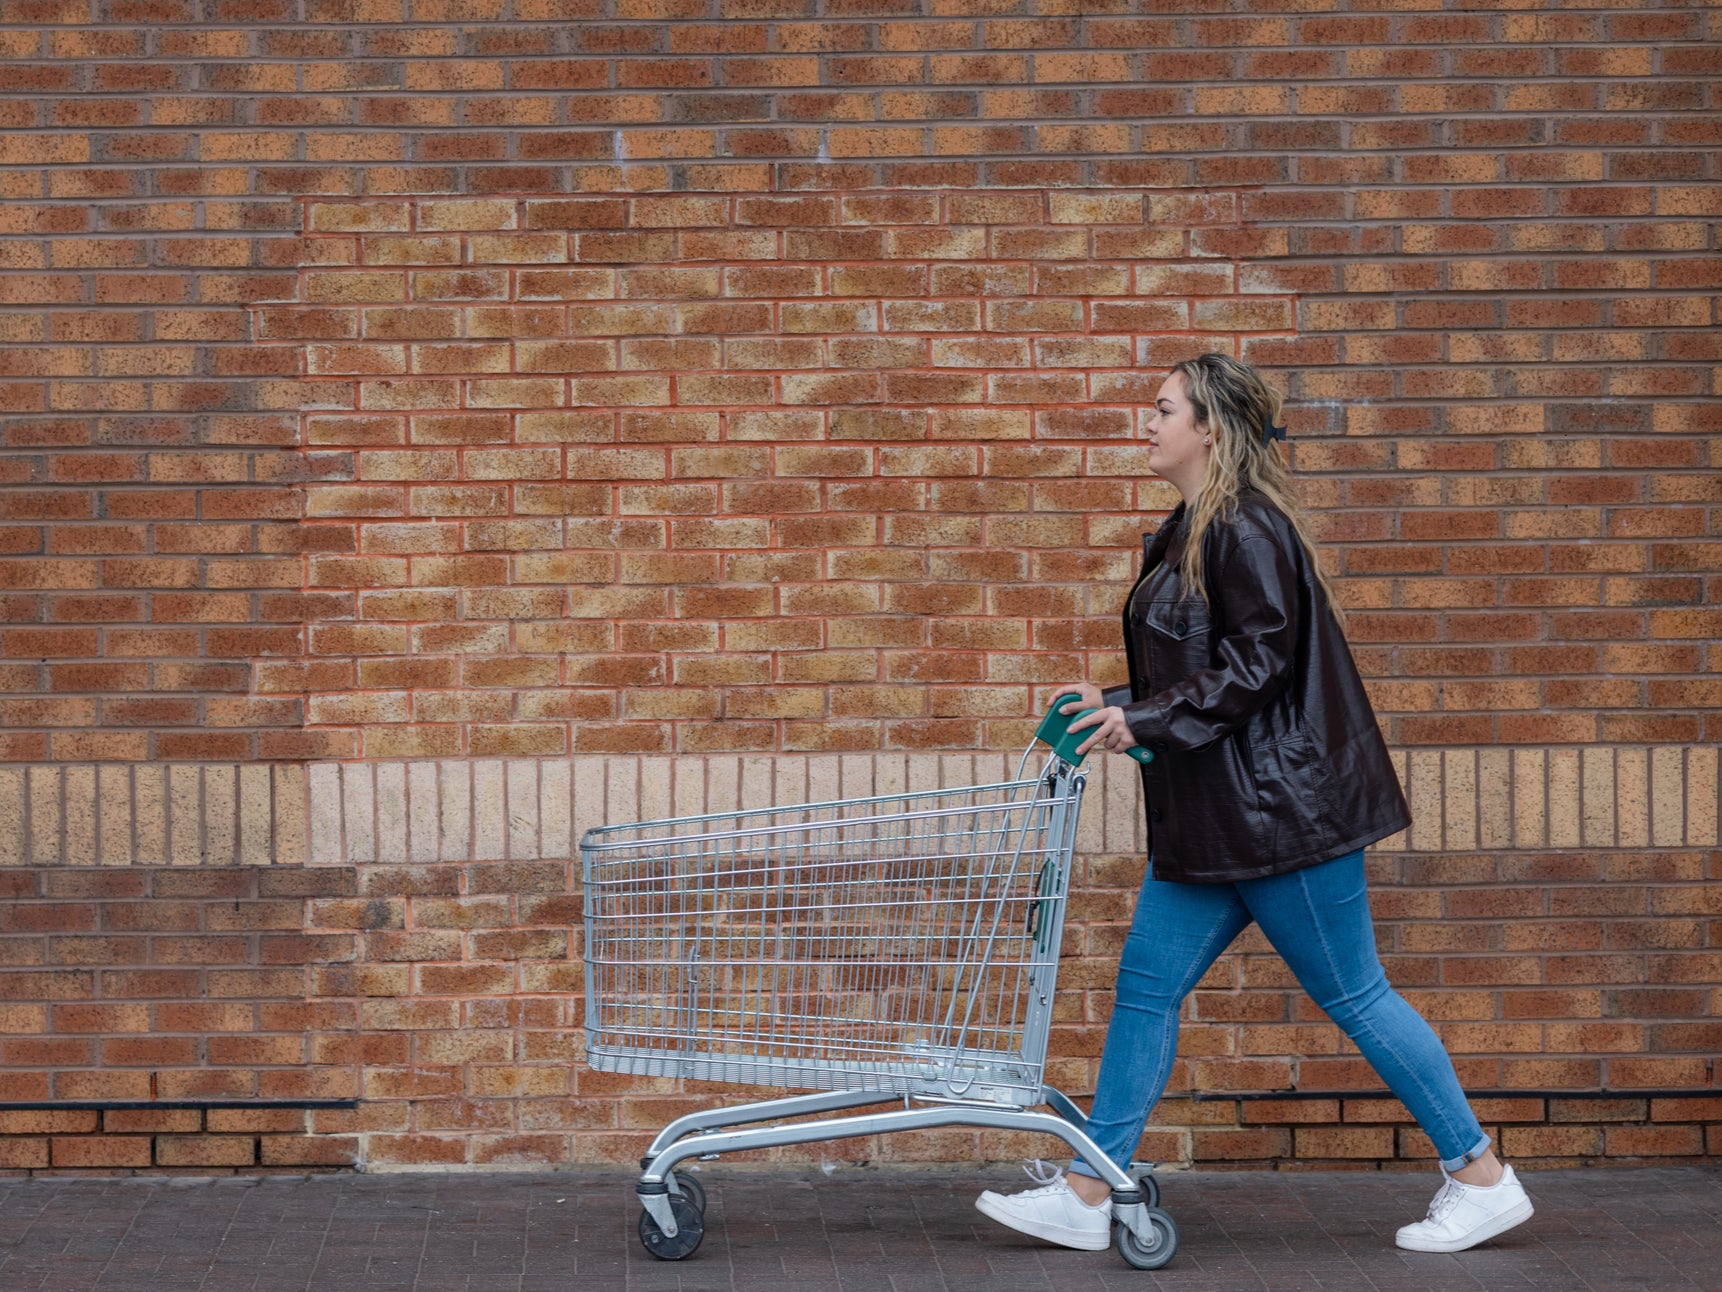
1138,596,1211,702
1155,727,1263,860
1249,732,1331,858
1144,596,1209,643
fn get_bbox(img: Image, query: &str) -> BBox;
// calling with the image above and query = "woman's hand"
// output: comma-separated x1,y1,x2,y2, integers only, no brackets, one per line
1053,683,1104,716
1068,703,1145,759
1055,685,1145,759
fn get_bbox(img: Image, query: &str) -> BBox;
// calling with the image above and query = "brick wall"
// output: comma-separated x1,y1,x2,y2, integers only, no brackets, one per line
0,6,1718,1173
0,864,358,1172
282,188,1293,759
2,6,1717,759
0,753,1717,1174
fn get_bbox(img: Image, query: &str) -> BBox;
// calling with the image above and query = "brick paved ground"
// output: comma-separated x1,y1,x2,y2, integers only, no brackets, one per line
0,1166,1716,1291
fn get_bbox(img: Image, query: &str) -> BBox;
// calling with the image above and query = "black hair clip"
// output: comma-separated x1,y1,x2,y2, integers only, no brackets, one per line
1263,420,1287,444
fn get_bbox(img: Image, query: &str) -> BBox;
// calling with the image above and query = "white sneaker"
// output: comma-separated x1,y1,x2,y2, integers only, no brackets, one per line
1395,1163,1534,1253
975,1160,1112,1251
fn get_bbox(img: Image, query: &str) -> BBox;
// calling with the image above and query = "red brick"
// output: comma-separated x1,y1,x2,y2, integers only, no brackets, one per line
0,1138,50,1169
103,1109,203,1134
50,1136,153,1168
154,1135,258,1168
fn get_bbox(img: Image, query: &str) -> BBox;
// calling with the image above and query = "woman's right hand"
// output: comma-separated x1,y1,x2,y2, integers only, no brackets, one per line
1054,683,1104,716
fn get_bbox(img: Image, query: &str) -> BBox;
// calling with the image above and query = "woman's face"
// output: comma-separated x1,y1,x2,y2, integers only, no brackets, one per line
1145,371,1209,494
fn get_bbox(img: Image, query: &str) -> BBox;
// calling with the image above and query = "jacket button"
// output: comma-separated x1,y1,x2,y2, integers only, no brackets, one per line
1154,741,1168,753
1173,619,1187,634
1150,809,1162,823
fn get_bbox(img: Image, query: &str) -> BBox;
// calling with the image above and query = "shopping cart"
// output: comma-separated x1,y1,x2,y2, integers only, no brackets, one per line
581,695,1177,1270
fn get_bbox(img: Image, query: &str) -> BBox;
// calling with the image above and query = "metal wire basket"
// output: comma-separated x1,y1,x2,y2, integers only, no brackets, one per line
582,696,1177,1270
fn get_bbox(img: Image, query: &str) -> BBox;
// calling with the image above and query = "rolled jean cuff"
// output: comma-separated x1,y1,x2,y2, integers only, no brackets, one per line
1066,1158,1105,1181
1439,1133,1494,1173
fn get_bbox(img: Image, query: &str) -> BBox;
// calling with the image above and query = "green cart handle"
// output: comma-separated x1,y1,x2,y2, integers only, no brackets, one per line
1035,692,1154,769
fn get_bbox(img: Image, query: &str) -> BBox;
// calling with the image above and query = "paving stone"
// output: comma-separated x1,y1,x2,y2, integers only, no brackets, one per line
0,1167,1715,1290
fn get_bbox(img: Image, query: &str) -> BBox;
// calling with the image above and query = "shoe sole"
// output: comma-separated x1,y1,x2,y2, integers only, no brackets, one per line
1396,1199,1535,1253
974,1194,1112,1252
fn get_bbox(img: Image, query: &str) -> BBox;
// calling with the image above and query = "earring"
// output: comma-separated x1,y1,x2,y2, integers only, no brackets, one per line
1203,437,1210,445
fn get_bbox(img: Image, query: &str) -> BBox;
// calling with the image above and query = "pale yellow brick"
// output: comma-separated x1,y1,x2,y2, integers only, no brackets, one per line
473,759,505,861
633,756,669,825
540,761,571,862
940,753,974,791
740,754,774,814
606,758,640,829
1443,750,1477,852
1651,746,1684,847
275,764,306,864
840,752,873,804
771,755,807,808
308,763,341,865
438,761,472,862
204,765,237,865
1581,746,1616,848
1408,750,1442,851
1477,749,1512,849
0,767,22,865
876,752,908,801
907,753,941,796
1548,749,1580,849
1615,747,1648,849
573,756,608,846
340,762,373,864
1512,749,1545,848
170,765,202,864
406,762,439,863
375,762,407,864
805,755,839,808
134,764,167,864
98,765,131,865
669,757,703,822
239,763,272,865
64,766,95,865
506,760,538,860
1103,745,1143,855
1075,751,1104,855
1688,745,1717,847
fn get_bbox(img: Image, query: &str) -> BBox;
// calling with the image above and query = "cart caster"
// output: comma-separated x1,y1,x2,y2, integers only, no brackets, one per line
670,1170,706,1214
639,1194,704,1261
1128,1166,1159,1209
1113,1208,1177,1270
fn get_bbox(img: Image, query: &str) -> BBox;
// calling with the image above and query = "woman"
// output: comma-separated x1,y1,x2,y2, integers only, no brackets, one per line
975,353,1534,1254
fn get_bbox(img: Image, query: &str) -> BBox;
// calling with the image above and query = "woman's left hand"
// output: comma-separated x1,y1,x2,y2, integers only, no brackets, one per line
1067,705,1145,759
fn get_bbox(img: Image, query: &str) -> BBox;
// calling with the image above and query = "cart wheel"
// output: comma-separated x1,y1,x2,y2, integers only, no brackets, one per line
1128,1170,1159,1209
1113,1208,1177,1271
639,1194,704,1261
670,1170,706,1214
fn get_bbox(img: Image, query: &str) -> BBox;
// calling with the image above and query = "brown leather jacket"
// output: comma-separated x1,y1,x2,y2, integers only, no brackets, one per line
1100,491,1409,884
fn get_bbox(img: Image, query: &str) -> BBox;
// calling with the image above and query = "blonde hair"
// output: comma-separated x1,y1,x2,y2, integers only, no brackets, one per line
1167,352,1345,628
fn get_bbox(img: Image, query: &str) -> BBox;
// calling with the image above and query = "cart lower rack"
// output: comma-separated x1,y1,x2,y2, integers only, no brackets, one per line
581,697,1177,1269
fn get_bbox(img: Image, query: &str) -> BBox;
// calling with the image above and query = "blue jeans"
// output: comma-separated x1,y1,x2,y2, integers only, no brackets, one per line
1068,848,1491,1178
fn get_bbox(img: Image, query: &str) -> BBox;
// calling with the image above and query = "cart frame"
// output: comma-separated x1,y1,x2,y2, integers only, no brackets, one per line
581,714,1175,1268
